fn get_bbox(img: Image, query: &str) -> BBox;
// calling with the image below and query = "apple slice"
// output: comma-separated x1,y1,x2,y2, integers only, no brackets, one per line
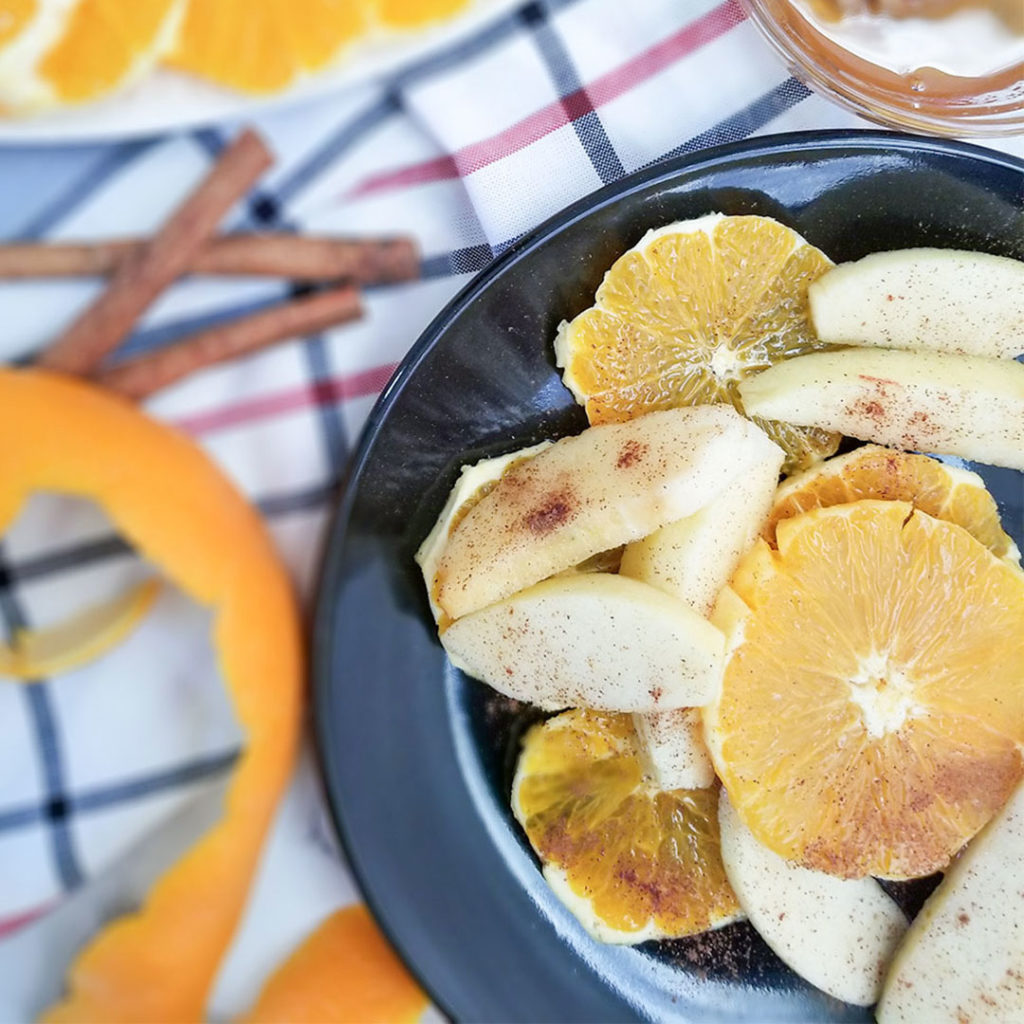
621,442,781,791
433,404,775,622
632,708,715,790
619,438,783,615
877,780,1024,1023
415,442,551,623
440,573,724,712
719,790,907,1007
739,348,1024,471
809,248,1024,358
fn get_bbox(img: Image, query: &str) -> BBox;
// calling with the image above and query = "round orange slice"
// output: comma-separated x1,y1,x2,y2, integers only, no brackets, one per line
375,0,473,29
169,0,367,94
764,444,1020,563
0,0,36,48
168,0,474,94
512,709,739,943
0,0,183,113
555,213,840,474
705,499,1024,881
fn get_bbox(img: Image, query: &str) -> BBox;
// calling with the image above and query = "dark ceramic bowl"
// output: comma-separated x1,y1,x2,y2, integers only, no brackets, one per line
313,131,1024,1023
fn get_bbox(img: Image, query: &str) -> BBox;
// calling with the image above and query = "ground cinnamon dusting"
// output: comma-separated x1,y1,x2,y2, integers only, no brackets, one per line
660,921,771,985
852,399,885,422
933,752,1020,808
616,439,649,469
524,490,576,535
615,867,668,911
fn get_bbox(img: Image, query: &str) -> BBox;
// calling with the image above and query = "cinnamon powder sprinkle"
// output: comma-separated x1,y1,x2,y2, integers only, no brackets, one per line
523,491,577,535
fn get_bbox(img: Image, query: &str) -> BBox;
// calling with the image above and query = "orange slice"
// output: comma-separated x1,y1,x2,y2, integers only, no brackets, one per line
512,709,739,943
169,0,367,94
763,444,1020,563
555,213,840,474
170,1,476,93
705,499,1024,881
374,0,472,29
0,0,184,113
0,0,480,110
0,0,35,47
243,904,427,1024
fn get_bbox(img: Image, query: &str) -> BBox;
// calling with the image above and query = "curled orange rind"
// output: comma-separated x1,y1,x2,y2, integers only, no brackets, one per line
0,368,302,1022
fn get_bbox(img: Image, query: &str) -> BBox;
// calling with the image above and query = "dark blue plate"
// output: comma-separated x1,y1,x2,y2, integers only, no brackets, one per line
313,131,1024,1023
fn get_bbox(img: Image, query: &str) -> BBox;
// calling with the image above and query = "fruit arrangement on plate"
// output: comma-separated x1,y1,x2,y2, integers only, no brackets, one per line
0,0,476,115
416,214,1024,1021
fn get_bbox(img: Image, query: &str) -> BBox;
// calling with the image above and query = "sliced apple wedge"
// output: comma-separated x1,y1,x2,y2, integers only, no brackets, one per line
440,573,724,712
877,780,1024,1023
621,439,780,791
619,437,783,615
433,404,773,622
719,790,906,1007
632,708,715,790
415,442,551,623
739,348,1024,471
809,248,1024,358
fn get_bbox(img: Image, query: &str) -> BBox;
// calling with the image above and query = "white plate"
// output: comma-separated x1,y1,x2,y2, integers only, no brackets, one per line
0,0,520,145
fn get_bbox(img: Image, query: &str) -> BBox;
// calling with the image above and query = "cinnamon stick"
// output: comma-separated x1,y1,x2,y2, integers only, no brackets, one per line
95,286,363,401
0,234,419,284
0,240,137,277
194,234,419,282
38,128,273,376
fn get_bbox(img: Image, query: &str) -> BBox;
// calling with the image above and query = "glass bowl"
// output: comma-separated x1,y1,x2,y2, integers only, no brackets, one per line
742,0,1024,136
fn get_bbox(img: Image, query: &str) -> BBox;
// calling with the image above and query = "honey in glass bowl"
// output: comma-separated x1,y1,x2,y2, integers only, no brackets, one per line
742,0,1024,134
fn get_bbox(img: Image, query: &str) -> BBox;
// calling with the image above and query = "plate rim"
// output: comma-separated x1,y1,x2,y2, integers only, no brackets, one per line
318,129,1024,495
311,127,1024,1020
0,0,524,145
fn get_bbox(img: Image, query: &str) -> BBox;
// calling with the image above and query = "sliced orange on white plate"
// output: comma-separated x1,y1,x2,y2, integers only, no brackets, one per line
374,0,475,30
0,1,36,47
168,0,367,95
168,0,476,94
0,0,482,111
0,0,184,114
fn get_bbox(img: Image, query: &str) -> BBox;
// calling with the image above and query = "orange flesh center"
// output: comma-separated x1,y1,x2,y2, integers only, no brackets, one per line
562,217,841,472
714,500,1024,881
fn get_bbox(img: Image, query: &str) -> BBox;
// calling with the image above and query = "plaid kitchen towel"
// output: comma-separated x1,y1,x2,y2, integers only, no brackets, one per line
0,0,1021,1017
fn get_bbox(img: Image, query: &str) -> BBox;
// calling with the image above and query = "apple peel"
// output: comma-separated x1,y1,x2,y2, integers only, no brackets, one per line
0,369,303,1022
